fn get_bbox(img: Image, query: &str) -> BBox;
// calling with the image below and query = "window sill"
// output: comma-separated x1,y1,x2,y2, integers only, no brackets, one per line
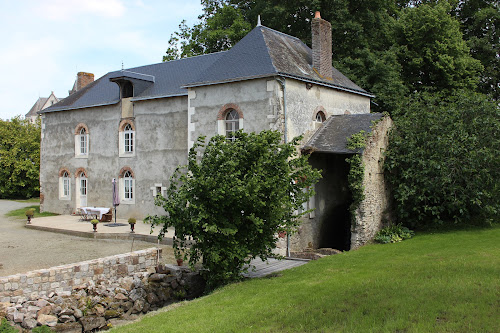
75,154,89,159
119,152,135,158
121,199,135,205
59,197,71,201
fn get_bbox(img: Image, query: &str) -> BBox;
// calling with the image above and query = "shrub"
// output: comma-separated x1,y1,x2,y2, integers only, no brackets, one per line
25,208,35,217
128,217,136,224
375,224,414,244
385,91,499,228
90,219,99,225
147,130,321,290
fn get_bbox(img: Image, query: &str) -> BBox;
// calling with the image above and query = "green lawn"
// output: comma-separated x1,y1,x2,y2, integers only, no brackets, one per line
112,226,500,333
5,205,58,219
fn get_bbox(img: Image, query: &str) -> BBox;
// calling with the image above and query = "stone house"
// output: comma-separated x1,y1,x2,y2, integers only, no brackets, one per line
39,13,391,253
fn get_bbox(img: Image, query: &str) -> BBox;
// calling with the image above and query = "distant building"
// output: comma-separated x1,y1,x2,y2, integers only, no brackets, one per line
25,92,61,123
26,72,94,123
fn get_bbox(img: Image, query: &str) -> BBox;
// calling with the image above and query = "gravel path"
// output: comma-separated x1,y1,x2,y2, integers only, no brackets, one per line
0,200,173,277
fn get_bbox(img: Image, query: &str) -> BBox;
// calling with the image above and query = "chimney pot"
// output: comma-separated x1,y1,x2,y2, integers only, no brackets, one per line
315,11,321,19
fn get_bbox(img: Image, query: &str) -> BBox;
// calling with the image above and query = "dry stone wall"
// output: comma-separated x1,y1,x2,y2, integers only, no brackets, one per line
0,249,205,332
351,116,393,249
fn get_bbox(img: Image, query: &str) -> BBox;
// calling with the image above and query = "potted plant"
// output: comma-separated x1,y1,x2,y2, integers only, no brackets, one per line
174,247,185,266
25,208,35,224
91,219,99,232
128,217,136,233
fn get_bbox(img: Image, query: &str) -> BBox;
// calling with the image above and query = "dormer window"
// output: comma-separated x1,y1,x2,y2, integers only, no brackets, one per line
122,81,133,98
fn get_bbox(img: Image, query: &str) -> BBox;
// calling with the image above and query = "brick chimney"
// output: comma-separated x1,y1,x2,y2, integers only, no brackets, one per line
76,72,94,90
312,11,333,79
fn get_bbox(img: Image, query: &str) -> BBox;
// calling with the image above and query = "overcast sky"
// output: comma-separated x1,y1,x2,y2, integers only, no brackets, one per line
0,0,203,120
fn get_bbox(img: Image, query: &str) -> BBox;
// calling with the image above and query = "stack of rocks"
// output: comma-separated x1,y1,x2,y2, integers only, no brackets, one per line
0,265,205,332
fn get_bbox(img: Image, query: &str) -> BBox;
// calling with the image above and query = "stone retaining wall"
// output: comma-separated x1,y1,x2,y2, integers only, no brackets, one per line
0,249,205,332
0,248,159,303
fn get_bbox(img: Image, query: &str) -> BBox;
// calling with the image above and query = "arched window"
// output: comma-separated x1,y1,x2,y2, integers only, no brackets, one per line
315,111,326,123
124,124,134,153
119,167,135,204
217,104,244,139
79,128,87,155
75,124,89,158
119,120,135,157
225,109,240,141
59,169,71,200
62,171,70,197
124,171,133,200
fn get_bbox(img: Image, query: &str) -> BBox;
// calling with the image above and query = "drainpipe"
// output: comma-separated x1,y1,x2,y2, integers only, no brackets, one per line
276,77,290,258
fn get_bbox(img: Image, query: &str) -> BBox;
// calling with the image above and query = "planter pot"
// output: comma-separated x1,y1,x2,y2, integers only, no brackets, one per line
26,216,32,224
92,224,97,232
130,223,135,233
176,259,183,266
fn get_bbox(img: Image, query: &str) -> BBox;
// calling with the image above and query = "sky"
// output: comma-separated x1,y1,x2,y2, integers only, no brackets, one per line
0,0,203,120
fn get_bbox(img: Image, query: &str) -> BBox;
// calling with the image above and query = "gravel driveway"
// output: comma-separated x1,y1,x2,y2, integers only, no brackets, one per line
0,200,173,277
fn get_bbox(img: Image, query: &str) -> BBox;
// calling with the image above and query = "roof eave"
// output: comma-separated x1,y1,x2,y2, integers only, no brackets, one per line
38,100,120,114
182,72,374,98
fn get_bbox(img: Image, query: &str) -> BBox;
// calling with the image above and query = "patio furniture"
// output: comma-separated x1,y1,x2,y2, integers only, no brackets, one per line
81,207,110,221
100,209,113,222
77,208,90,221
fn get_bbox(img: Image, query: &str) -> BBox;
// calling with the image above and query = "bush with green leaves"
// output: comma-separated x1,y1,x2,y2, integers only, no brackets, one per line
0,116,40,199
385,91,499,228
374,224,415,244
147,130,321,289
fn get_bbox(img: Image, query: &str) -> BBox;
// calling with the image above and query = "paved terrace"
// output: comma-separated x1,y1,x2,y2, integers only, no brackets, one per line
25,214,308,278
26,214,174,245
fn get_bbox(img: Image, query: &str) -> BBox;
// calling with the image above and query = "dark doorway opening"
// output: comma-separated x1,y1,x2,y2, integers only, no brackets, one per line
319,202,351,251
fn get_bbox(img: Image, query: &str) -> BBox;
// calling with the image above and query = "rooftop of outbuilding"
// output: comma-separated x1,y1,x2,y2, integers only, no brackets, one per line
302,113,384,154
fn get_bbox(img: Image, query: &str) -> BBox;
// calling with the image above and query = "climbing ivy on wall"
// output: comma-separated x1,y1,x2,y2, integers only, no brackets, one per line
345,130,368,215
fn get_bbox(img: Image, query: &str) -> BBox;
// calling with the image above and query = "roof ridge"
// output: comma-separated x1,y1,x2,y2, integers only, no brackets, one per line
259,25,304,43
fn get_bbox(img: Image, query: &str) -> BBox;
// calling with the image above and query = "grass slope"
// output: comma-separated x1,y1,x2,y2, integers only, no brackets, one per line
113,226,500,333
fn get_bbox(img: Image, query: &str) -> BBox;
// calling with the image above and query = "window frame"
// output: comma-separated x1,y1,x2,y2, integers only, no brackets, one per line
74,124,89,158
59,170,71,200
119,120,136,158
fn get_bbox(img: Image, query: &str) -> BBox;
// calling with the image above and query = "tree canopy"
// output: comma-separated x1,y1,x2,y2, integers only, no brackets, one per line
0,117,41,199
163,0,498,111
147,131,321,289
385,91,499,228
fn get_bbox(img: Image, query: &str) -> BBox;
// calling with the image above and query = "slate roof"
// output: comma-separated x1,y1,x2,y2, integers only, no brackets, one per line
27,94,61,117
41,25,372,114
302,113,384,154
185,26,370,95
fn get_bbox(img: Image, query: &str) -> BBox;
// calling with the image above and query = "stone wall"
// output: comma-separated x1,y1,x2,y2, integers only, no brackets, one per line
0,249,205,332
351,116,393,249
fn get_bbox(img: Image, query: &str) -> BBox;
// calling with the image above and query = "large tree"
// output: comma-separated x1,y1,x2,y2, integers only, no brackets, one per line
395,1,483,94
147,131,321,289
385,91,499,228
0,117,41,199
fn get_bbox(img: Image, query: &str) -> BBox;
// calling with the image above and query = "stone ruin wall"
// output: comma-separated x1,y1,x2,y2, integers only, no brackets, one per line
351,116,393,249
0,248,205,332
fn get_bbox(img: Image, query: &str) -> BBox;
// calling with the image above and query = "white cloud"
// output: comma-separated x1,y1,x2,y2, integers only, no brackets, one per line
40,0,126,20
